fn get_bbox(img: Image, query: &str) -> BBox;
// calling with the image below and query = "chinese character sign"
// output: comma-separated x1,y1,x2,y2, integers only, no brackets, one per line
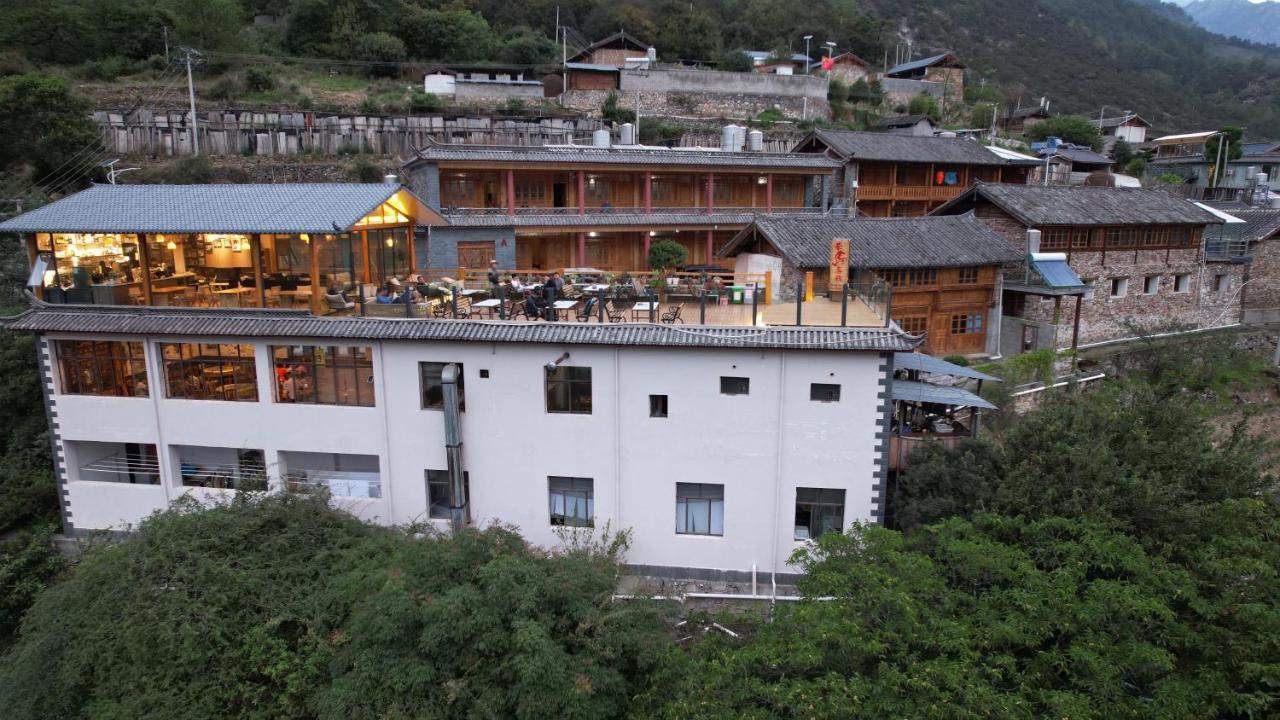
829,238,850,287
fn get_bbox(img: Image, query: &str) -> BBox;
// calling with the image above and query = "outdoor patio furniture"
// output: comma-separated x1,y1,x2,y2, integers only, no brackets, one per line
606,300,626,323
575,296,597,322
660,304,684,324
325,293,355,313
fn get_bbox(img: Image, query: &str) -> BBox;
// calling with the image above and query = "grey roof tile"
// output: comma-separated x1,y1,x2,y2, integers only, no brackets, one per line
441,210,762,228
0,183,418,234
799,129,1010,165
4,301,917,352
1231,209,1280,243
406,141,839,170
937,183,1220,226
721,213,1022,269
885,52,965,75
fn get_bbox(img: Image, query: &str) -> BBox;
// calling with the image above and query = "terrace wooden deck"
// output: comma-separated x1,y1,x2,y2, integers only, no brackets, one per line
451,295,884,328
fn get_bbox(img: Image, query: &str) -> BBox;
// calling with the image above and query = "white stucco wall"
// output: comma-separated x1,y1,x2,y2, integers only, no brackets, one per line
45,332,888,576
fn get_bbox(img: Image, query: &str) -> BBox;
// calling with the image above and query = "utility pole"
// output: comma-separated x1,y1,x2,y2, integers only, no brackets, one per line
183,48,200,156
634,89,641,141
803,35,813,75
162,26,169,62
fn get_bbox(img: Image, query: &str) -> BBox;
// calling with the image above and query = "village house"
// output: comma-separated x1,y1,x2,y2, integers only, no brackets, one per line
1094,113,1151,145
743,50,812,75
1033,143,1115,185
1231,208,1280,323
932,183,1244,354
872,114,936,137
719,214,1022,356
815,52,871,84
882,52,966,100
567,30,652,68
999,104,1051,135
0,182,920,583
792,129,1035,217
1150,133,1280,201
404,133,838,272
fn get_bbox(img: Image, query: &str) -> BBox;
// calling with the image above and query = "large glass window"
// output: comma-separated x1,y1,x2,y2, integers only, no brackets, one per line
794,487,845,540
73,441,160,485
281,451,380,498
676,482,724,536
426,469,470,520
160,343,258,401
420,362,465,411
548,476,594,527
950,313,984,335
177,446,266,491
56,340,148,397
368,228,410,284
546,366,592,414
273,345,374,406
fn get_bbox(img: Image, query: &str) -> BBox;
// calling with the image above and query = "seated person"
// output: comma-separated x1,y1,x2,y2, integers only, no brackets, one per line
281,275,300,291
509,275,524,292
375,284,396,304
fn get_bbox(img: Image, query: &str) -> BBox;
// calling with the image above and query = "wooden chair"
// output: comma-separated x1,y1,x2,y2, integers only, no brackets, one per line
575,297,597,322
606,300,626,323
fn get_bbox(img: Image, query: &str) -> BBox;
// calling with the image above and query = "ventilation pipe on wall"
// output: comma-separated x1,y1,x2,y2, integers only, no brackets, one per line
441,363,468,532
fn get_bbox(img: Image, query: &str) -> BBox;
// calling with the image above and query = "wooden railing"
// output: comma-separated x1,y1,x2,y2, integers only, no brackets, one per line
413,267,773,304
856,185,967,202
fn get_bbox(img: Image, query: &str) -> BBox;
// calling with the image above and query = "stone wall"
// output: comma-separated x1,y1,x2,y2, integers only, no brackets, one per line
1243,236,1280,312
562,67,829,121
423,227,516,270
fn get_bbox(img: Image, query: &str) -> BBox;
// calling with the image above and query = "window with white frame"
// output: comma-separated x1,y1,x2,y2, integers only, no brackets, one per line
1110,277,1128,298
1143,275,1160,295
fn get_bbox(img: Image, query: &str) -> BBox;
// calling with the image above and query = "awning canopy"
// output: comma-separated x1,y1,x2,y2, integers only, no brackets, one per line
894,352,1001,382
1029,252,1085,289
891,379,997,410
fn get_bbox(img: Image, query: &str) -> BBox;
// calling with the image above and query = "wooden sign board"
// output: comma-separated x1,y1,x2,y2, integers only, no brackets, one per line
829,238,850,288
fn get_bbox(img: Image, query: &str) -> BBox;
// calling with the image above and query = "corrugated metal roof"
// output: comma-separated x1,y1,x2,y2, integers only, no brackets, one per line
720,213,1023,269
1193,203,1247,224
442,211,758,228
891,378,996,409
3,302,918,352
1030,258,1085,288
0,183,425,234
985,145,1041,164
936,183,1220,226
894,352,1001,381
1153,131,1217,143
407,141,839,170
885,52,965,76
800,129,1011,165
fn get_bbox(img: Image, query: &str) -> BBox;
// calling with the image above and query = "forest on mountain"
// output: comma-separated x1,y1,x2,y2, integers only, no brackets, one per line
1182,0,1280,47
0,0,1277,133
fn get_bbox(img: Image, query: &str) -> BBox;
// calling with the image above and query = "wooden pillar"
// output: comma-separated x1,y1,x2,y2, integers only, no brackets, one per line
644,172,652,213
505,170,515,216
577,171,586,215
407,227,417,272
138,233,153,305
577,232,586,267
309,235,322,316
643,232,651,261
706,172,715,215
360,230,371,284
705,229,714,263
250,234,265,308
765,173,774,213
1071,293,1082,350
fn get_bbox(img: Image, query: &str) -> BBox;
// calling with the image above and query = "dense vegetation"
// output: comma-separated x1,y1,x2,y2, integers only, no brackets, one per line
0,0,1277,135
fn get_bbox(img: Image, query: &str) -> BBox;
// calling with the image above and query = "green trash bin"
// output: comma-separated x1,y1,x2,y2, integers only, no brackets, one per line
730,285,745,304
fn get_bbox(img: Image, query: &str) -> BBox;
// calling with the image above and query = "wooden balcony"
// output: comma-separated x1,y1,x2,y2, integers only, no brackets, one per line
888,432,970,471
857,185,967,202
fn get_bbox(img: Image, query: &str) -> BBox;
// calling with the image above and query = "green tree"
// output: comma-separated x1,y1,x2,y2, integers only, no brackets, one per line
713,48,754,72
165,0,243,52
0,73,102,188
352,32,405,77
647,239,688,271
1112,138,1134,166
906,92,940,121
969,103,997,129
398,7,494,62
1026,114,1103,150
1125,156,1148,176
847,77,882,106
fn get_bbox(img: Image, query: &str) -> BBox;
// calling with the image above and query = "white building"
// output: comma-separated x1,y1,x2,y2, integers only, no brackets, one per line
12,303,910,581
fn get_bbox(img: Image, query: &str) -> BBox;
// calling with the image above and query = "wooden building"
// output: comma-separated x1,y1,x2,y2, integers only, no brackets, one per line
818,52,871,84
404,139,839,272
999,104,1051,135
933,183,1242,354
793,129,1035,217
568,31,652,68
719,214,1021,356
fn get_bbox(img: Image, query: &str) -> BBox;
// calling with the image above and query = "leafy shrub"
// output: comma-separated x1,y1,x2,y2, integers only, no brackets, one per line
351,159,383,183
407,90,442,114
352,32,406,77
358,97,381,115
206,74,243,101
500,97,526,115
79,55,138,81
647,239,688,270
906,92,940,121
244,66,275,92
941,354,970,367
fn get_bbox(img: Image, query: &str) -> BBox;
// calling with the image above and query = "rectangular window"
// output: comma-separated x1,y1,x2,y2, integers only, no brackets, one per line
426,469,470,520
160,343,258,401
649,394,668,418
1174,274,1190,293
895,316,928,335
650,180,674,203
676,482,724,536
794,487,846,540
950,313,984,335
1110,277,1129,297
810,383,841,402
514,181,546,205
548,476,594,527
73,441,161,485
881,268,938,288
420,362,465,411
1212,274,1229,292
273,346,374,406
178,447,265,491
1143,275,1160,295
1040,228,1071,251
56,340,148,397
720,376,750,395
546,366,592,414
957,267,979,284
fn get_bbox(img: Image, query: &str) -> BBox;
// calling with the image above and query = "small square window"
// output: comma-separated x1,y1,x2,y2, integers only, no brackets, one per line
957,267,979,284
1174,274,1190,293
1212,274,1229,292
649,394,668,417
720,376,750,395
1143,275,1160,295
1110,277,1128,298
479,369,490,378
810,383,841,402
421,362,464,411
426,469,470,520
549,476,593,527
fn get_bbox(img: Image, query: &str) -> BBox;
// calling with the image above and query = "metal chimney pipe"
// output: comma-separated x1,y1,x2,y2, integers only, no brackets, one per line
441,363,468,532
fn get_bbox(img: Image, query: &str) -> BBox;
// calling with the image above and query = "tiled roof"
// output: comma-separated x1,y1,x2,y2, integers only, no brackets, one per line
799,129,1010,165
874,114,932,128
1097,114,1150,129
4,301,917,352
441,211,759,228
885,52,965,75
0,183,428,234
1043,145,1113,165
1231,209,1280,243
720,213,1022,269
406,141,839,170
935,183,1219,226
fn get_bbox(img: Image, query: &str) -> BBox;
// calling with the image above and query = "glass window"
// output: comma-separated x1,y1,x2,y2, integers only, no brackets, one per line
1110,277,1129,297
546,366,592,414
810,383,841,402
426,469,470,520
179,447,265,491
1174,274,1190,293
676,482,724,536
950,313,984,335
957,267,979,284
720,376,750,396
1143,276,1160,295
56,340,148,397
160,343,258,401
649,394,668,418
273,346,374,406
881,269,938,288
794,487,845,540
549,476,594,527
896,316,927,335
421,362,465,411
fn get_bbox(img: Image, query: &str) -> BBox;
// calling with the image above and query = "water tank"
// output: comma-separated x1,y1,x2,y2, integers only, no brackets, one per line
734,125,747,152
721,124,740,152
937,131,957,138
1257,172,1269,187
593,128,611,148
747,129,763,152
620,123,635,145
647,47,657,62
383,174,399,184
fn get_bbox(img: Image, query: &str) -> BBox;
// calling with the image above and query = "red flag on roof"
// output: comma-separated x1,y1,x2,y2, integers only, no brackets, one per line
821,56,835,71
